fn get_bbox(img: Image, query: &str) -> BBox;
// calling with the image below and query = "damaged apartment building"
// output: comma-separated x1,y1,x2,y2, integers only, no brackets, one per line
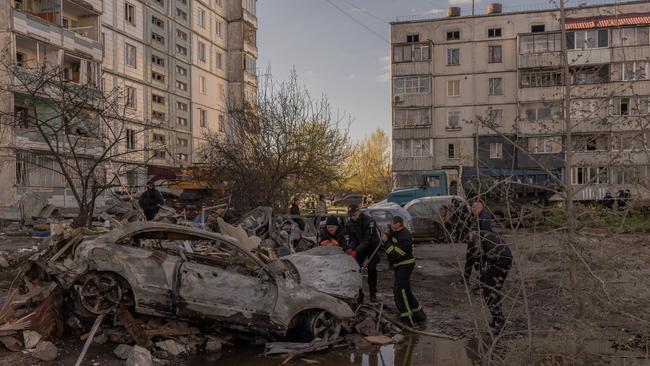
0,0,258,210
390,0,650,200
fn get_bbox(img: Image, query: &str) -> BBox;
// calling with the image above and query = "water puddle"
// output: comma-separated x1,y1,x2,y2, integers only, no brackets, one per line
187,335,479,366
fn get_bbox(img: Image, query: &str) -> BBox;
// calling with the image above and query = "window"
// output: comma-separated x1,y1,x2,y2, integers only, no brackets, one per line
612,27,650,47
176,8,187,20
572,65,610,84
152,111,165,120
488,78,503,95
245,55,257,72
197,8,205,28
216,52,223,69
16,52,25,67
521,69,563,87
176,45,187,55
447,80,460,97
153,150,166,159
177,101,188,111
393,108,431,127
393,139,432,158
448,143,459,159
446,31,460,40
199,76,206,94
176,81,187,91
125,44,136,68
177,153,188,162
125,3,135,25
15,153,65,187
177,0,186,4
566,29,608,50
531,24,545,33
177,30,188,41
490,143,503,158
572,135,608,152
198,41,206,62
177,137,189,147
393,76,430,94
488,109,503,126
447,48,460,65
152,16,164,28
152,94,165,105
611,62,649,81
215,20,223,37
447,111,461,129
488,27,502,38
528,136,561,154
406,34,419,43
393,44,430,62
152,72,164,82
177,117,188,126
125,87,136,109
524,103,561,122
151,32,165,45
571,167,588,185
151,55,165,66
488,45,502,63
199,109,207,127
243,0,256,15
14,106,29,128
613,97,630,116
176,66,187,75
520,32,562,54
126,129,136,150
153,134,166,144
218,114,225,132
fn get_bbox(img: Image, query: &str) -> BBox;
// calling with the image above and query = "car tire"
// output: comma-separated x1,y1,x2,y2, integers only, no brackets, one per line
303,310,342,341
72,272,132,319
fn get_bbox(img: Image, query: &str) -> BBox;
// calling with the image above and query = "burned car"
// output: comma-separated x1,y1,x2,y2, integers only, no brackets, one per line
35,223,360,340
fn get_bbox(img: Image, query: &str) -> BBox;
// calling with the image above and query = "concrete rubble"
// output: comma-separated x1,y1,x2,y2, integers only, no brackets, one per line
0,206,454,363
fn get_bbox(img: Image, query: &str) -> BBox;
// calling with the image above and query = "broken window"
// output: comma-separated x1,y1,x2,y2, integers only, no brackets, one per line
126,129,136,150
521,69,563,87
488,45,502,63
393,108,431,127
488,28,502,38
571,65,609,84
447,48,460,65
448,143,459,159
406,34,419,43
446,31,460,40
531,24,545,33
488,78,503,95
490,143,503,158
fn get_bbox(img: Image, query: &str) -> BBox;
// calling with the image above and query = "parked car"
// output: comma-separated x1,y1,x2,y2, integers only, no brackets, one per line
40,222,358,340
364,202,415,233
332,194,364,207
405,195,469,242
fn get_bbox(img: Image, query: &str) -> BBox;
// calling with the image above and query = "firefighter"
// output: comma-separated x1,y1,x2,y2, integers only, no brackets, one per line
463,201,494,283
382,216,427,327
345,204,380,303
139,182,164,221
475,230,512,334
320,215,345,248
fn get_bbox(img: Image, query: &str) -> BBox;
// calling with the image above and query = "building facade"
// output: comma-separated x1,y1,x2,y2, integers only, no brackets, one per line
390,1,650,200
0,0,258,210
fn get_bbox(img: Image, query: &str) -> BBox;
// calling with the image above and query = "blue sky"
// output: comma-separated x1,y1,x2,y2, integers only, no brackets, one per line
257,0,550,141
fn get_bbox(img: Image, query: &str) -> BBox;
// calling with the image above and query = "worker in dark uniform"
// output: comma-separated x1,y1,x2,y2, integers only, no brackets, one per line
345,204,380,303
475,231,512,334
603,192,614,211
139,182,164,221
289,197,301,216
463,201,494,283
382,216,427,327
320,215,346,248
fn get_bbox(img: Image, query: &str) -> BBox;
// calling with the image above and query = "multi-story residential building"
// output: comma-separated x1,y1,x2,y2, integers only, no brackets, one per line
390,1,650,199
0,0,258,210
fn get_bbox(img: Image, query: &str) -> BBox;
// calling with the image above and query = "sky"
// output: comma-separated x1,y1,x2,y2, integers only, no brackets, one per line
256,0,557,141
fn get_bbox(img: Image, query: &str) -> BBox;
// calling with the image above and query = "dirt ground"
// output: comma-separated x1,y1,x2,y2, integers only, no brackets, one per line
0,230,649,365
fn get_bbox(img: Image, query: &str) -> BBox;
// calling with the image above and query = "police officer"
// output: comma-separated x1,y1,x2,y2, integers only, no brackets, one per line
382,216,426,327
345,204,380,303
464,201,494,283
475,230,512,334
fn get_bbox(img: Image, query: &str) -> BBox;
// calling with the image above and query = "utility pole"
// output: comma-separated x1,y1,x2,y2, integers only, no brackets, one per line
558,0,583,317
472,0,475,16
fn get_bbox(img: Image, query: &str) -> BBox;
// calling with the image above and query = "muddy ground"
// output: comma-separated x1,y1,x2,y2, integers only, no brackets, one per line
0,230,649,365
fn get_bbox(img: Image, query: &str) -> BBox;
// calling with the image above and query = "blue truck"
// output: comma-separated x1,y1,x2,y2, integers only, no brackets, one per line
387,170,463,206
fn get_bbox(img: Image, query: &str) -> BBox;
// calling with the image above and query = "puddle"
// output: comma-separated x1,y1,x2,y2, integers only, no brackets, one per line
186,335,479,366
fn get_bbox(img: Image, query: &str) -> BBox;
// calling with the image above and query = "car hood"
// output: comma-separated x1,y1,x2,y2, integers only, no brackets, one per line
283,246,361,301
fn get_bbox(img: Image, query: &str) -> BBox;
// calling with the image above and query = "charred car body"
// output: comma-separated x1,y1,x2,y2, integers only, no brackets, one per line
28,223,361,340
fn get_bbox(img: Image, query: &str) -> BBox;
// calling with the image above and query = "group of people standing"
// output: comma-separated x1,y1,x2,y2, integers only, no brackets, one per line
319,200,513,334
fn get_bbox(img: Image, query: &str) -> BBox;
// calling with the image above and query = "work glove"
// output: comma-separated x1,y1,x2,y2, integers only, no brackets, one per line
345,249,357,259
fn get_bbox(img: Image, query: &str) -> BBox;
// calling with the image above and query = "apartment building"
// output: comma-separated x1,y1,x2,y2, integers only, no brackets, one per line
390,1,650,200
0,0,258,210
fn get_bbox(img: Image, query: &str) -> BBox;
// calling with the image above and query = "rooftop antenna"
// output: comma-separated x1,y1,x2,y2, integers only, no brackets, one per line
472,0,475,15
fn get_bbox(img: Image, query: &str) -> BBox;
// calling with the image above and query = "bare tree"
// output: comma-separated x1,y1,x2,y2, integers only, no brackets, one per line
0,52,158,228
200,70,351,214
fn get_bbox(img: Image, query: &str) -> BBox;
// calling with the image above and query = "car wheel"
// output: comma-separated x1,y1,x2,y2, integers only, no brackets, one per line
75,272,124,316
305,310,341,341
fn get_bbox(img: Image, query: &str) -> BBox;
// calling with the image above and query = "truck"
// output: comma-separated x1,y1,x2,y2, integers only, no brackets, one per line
387,170,462,206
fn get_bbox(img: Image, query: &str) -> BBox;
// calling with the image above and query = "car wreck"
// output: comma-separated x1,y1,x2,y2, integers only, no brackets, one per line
23,222,361,341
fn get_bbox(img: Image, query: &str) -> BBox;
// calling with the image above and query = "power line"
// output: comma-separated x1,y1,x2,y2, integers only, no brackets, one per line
337,0,390,24
322,0,390,44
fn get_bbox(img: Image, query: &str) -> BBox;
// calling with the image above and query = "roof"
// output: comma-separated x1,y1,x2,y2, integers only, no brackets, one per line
566,13,650,30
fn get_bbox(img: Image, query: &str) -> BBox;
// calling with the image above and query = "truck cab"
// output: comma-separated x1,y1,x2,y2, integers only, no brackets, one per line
388,170,461,206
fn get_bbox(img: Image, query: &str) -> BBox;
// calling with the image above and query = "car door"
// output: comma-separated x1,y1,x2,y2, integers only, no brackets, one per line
176,238,278,326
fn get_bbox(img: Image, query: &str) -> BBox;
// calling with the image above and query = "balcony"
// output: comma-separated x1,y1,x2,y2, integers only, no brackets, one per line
518,52,562,68
568,48,610,66
518,86,564,102
392,62,431,77
518,32,563,68
243,10,257,29
244,69,258,86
